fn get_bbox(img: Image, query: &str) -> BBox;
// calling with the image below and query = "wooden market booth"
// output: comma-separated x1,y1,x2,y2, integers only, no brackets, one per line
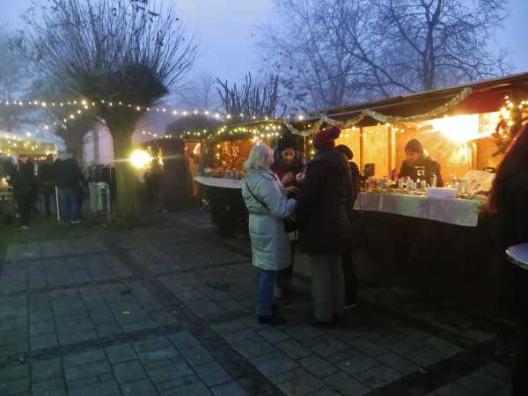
185,73,528,314
292,72,528,314
183,121,302,236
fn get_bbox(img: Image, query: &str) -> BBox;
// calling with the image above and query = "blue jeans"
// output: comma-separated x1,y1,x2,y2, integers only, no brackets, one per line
256,268,278,317
58,187,79,223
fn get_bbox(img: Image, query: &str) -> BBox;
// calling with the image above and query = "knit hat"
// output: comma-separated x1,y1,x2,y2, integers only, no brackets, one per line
405,139,424,154
314,126,341,151
277,135,297,152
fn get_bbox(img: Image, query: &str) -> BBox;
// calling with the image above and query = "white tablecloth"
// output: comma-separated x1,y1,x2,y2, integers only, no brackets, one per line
354,192,481,227
194,176,242,190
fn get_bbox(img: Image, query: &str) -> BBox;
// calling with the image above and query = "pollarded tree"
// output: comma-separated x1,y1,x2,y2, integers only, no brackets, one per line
0,28,34,131
26,0,196,225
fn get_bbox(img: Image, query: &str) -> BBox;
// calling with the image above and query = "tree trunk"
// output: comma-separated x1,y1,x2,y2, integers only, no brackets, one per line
93,126,100,164
106,117,140,227
61,133,85,165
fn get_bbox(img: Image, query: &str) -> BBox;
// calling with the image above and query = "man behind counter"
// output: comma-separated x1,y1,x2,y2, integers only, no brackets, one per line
398,139,444,187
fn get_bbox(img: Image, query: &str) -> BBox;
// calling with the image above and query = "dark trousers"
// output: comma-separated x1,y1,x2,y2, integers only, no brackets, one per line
309,252,345,322
15,195,32,226
278,242,296,298
256,268,278,317
41,188,54,215
58,187,80,223
342,247,359,305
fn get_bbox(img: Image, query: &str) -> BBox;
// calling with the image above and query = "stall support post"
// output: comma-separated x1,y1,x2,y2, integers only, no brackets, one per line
106,184,111,224
55,186,61,221
359,127,365,171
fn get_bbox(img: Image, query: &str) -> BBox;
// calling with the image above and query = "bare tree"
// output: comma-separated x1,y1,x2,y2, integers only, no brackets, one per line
175,71,218,110
217,73,280,119
263,0,510,108
26,0,196,225
0,28,34,131
350,0,509,94
260,0,372,111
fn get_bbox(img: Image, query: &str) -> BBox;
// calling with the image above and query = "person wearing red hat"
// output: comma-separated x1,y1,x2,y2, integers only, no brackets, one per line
297,126,352,326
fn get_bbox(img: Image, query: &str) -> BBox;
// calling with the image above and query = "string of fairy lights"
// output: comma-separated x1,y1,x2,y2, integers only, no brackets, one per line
0,132,56,157
1,91,527,158
0,97,306,137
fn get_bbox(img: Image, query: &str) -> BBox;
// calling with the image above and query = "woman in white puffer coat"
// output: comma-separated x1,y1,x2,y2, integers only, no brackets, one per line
241,144,297,325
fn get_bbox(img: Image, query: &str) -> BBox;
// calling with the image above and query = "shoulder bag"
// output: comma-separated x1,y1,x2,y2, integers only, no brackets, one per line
244,180,298,232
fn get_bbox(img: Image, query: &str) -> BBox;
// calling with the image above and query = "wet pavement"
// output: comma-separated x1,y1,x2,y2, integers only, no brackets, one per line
0,211,515,395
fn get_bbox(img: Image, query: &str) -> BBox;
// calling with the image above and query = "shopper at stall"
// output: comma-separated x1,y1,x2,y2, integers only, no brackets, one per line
241,143,297,325
297,126,352,326
271,135,304,188
38,154,55,216
271,134,304,299
9,157,37,229
54,151,85,224
335,144,361,307
335,145,361,207
399,139,444,187
488,123,528,396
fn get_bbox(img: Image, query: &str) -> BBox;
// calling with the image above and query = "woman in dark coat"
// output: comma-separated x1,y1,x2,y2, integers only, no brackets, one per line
488,123,528,396
271,135,304,187
271,135,304,298
297,126,352,325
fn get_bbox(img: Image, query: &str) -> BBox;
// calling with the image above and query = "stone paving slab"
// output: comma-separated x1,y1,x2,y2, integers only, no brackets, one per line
0,253,132,295
0,212,516,396
212,308,485,395
4,239,107,263
0,331,236,396
0,281,180,361
427,362,511,395
159,263,254,320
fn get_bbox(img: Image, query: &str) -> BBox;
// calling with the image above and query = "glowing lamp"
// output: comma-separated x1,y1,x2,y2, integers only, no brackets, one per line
129,150,152,169
429,114,485,143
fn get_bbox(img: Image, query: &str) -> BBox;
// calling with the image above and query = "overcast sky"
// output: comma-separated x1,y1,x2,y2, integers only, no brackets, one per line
1,0,527,83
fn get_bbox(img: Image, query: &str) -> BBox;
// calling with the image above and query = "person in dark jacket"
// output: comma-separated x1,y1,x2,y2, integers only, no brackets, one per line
297,126,352,325
488,123,528,396
335,145,360,208
335,145,361,307
38,154,55,215
54,152,84,224
271,135,304,299
399,139,444,186
271,135,304,188
9,157,37,229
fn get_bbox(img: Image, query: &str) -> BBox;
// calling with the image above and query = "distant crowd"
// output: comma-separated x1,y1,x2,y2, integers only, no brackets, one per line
0,153,115,229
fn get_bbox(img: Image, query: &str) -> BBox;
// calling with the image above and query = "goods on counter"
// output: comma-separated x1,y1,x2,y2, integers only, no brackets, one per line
427,187,457,200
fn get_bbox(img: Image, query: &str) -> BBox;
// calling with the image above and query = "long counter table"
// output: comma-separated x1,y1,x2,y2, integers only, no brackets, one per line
354,192,482,227
194,176,242,190
194,176,246,237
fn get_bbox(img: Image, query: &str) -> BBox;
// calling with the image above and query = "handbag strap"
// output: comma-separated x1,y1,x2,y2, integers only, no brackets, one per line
244,181,269,211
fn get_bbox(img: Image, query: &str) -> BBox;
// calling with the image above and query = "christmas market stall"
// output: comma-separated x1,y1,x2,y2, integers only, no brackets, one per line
183,121,304,236
137,136,198,212
288,72,528,313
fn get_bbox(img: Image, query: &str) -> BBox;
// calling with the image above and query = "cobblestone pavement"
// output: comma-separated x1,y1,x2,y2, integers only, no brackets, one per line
0,211,516,395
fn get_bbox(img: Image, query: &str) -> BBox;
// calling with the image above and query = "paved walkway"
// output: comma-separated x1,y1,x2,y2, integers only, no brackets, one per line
0,211,515,395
